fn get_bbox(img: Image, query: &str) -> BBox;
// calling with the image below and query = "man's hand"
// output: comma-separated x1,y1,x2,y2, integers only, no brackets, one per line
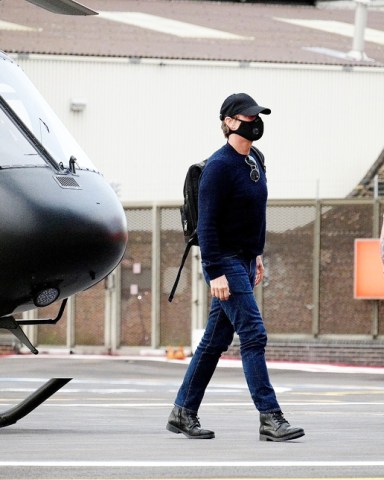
255,255,264,286
210,275,231,301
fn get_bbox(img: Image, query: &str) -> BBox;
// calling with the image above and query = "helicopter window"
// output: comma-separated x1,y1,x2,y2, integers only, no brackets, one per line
0,56,99,173
0,107,46,168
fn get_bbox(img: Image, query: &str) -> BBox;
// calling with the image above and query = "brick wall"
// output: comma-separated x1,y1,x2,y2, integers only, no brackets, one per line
227,339,384,367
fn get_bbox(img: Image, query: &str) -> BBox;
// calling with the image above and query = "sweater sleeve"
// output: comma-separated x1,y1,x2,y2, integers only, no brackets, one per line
197,158,232,281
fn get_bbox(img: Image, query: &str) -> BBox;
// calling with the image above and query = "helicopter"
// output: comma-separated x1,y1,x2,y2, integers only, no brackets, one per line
22,0,98,16
0,0,128,427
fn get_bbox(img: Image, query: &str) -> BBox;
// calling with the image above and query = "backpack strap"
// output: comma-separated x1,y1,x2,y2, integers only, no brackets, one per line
168,234,196,302
250,145,266,173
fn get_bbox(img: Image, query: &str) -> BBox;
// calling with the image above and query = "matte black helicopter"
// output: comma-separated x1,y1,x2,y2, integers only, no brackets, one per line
22,0,98,15
0,0,128,427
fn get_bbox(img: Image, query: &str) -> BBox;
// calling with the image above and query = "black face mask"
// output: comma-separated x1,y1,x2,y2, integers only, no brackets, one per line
230,116,264,141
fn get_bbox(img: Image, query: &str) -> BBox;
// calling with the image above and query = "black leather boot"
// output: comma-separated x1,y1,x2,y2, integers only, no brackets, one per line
259,411,305,442
166,406,215,439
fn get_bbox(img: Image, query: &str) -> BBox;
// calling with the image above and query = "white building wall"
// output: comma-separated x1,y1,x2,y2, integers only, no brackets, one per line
13,54,384,201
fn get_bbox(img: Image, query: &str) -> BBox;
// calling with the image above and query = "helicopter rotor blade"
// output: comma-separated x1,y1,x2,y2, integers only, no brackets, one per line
25,0,98,16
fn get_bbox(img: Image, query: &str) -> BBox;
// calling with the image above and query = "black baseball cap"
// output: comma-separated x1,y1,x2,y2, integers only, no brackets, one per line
219,93,271,120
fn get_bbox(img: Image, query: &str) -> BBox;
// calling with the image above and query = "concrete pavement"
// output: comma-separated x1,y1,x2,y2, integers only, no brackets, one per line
0,354,383,479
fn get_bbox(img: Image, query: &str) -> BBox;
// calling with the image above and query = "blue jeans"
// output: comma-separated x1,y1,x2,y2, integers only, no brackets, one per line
174,254,281,413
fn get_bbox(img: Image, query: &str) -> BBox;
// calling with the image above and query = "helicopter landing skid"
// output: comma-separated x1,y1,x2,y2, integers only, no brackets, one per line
0,378,72,428
0,316,39,354
0,299,68,354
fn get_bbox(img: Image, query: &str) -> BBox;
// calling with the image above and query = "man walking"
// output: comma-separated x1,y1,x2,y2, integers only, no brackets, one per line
167,93,305,442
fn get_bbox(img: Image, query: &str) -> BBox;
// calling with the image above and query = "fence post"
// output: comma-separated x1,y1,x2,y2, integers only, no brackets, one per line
191,246,207,352
104,267,121,353
151,204,161,349
371,199,380,338
66,295,75,351
312,200,321,337
22,309,38,349
191,246,207,330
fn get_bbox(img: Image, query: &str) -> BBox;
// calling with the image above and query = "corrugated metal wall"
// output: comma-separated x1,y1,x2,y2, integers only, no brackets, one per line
13,54,384,202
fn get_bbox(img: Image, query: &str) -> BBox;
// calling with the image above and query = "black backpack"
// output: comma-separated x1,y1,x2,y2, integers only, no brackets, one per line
168,146,265,303
168,159,207,302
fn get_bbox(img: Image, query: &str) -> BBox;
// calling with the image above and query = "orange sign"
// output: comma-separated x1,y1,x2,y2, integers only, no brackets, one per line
354,239,384,299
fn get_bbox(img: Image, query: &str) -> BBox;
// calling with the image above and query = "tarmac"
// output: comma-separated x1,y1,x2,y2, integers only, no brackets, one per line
0,354,383,480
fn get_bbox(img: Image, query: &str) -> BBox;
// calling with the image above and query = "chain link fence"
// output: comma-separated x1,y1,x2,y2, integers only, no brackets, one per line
10,199,384,355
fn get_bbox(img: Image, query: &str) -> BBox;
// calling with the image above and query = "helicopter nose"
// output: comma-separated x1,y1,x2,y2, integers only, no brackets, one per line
0,168,128,316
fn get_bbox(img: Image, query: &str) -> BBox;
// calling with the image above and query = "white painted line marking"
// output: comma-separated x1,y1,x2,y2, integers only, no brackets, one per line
274,18,384,46
0,460,383,467
1,402,383,408
0,20,39,32
98,11,252,40
5,354,384,374
265,362,384,375
303,47,352,59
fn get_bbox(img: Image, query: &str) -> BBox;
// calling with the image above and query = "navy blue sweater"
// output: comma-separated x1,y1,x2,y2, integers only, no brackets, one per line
197,142,268,281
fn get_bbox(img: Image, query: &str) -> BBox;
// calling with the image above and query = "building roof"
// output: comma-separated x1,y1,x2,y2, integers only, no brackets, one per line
0,0,383,66
349,148,384,198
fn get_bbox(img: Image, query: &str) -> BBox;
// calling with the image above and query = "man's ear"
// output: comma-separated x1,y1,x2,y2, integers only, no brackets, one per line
225,117,237,129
